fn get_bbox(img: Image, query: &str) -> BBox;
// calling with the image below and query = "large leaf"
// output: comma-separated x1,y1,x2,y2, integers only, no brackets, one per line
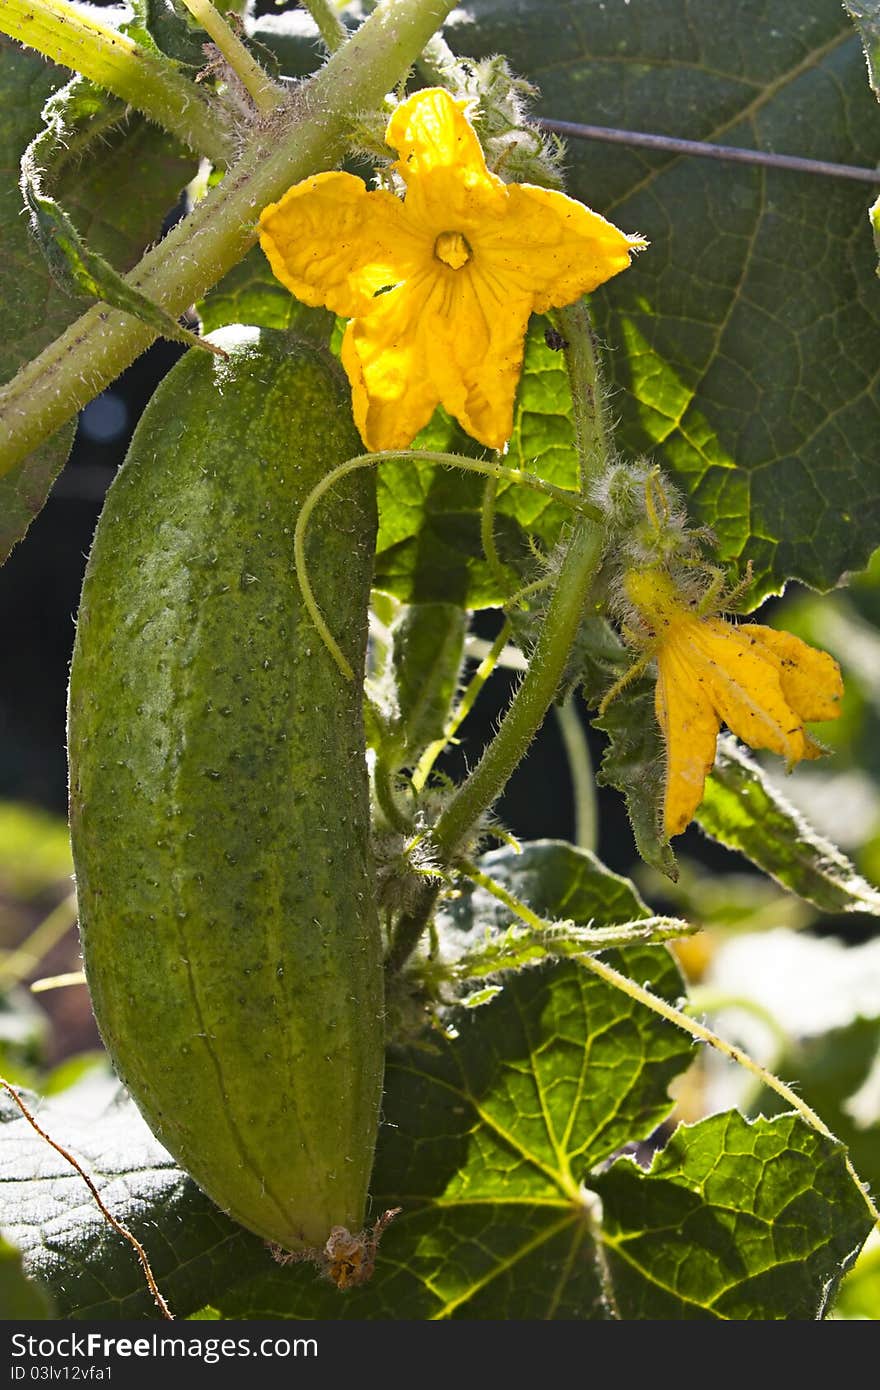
593,1110,872,1319
0,47,194,562
745,1013,880,1193
446,0,880,603
1,951,690,1320
6,840,867,1319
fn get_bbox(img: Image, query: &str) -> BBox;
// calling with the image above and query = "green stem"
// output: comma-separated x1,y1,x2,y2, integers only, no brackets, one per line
178,0,282,113
300,0,350,52
553,693,597,853
0,0,459,476
554,301,612,494
0,0,230,163
373,758,412,834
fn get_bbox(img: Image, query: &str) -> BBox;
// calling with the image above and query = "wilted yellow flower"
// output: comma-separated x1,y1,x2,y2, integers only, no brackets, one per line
258,87,644,451
617,568,844,838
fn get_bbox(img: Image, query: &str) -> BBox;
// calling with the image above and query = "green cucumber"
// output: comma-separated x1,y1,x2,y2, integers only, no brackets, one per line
67,325,383,1253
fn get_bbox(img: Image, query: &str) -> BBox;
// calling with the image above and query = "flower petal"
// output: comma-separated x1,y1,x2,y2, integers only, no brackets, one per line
655,642,721,837
746,625,844,722
683,618,813,764
386,88,493,187
425,268,532,450
387,88,507,236
259,171,417,318
477,183,645,312
340,278,440,451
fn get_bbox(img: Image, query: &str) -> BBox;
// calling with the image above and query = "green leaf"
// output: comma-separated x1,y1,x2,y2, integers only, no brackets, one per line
0,1233,54,1319
373,319,577,606
592,673,678,880
434,838,694,975
3,938,692,1318
745,1014,880,1193
0,41,75,564
0,55,194,562
446,0,880,603
845,1,880,96
592,1110,873,1319
128,0,210,69
438,838,658,937
697,735,880,914
388,602,467,762
22,177,223,358
833,1237,880,1318
197,246,336,337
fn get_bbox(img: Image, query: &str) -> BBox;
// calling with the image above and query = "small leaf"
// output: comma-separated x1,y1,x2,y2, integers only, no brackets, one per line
593,674,678,880
0,56,193,561
592,1110,874,1319
389,602,467,762
0,1233,54,1319
436,839,693,977
22,180,224,359
697,735,880,914
128,0,210,69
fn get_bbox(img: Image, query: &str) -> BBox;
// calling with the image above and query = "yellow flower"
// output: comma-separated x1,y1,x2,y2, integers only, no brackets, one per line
258,88,644,451
620,569,844,839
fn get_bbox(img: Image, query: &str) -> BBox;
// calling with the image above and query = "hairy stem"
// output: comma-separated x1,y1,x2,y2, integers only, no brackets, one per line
178,0,282,113
0,0,459,475
0,0,230,162
300,0,350,52
553,300,612,494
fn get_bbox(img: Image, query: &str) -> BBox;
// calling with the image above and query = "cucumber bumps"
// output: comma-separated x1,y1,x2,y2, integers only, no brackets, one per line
68,326,383,1253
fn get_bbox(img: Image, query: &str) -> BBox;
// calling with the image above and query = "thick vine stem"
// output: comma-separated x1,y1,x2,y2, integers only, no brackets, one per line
0,0,459,475
0,0,230,163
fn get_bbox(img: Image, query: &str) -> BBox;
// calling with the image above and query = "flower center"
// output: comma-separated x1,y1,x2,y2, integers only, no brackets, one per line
433,231,473,271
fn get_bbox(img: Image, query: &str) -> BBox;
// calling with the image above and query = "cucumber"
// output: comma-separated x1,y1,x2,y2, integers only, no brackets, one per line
67,325,383,1252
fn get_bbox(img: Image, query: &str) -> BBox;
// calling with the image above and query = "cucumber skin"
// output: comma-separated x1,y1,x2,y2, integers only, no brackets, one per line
68,327,383,1251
